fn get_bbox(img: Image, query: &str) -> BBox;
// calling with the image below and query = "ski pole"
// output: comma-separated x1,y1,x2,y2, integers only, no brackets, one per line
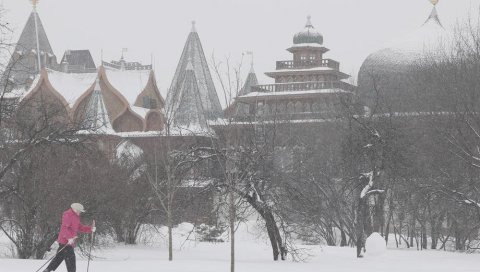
86,220,95,272
34,244,68,272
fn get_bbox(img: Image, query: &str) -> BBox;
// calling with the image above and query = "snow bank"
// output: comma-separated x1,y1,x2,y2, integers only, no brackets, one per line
365,232,386,257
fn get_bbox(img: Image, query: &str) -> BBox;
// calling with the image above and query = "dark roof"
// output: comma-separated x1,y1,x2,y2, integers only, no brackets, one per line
4,10,56,89
61,50,96,70
15,11,53,54
238,69,258,96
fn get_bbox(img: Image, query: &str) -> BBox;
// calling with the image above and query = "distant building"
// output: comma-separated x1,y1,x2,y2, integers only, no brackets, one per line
3,7,58,90
230,16,356,122
60,50,97,73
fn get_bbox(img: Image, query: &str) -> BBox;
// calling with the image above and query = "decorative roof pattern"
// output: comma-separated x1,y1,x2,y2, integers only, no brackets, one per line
4,10,57,89
166,23,223,121
169,60,210,133
80,78,115,134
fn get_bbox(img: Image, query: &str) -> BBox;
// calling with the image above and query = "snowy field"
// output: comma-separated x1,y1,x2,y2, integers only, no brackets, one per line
1,222,480,272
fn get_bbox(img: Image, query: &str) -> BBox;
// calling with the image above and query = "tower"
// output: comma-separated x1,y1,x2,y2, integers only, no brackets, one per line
4,1,57,90
166,22,223,123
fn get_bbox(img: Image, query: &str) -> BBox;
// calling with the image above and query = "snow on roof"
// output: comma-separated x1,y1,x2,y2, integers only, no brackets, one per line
131,106,150,119
116,140,144,161
22,70,97,107
115,129,214,138
239,89,350,99
267,66,335,73
105,69,151,105
288,43,325,49
169,124,216,137
48,70,97,107
3,88,26,99
361,7,448,69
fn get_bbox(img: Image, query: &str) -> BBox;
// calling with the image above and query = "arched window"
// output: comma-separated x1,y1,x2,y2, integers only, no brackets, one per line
295,101,303,113
304,102,311,113
286,102,295,114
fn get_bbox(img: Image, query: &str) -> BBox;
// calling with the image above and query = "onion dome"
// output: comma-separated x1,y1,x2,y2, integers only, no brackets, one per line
293,16,323,45
357,1,448,113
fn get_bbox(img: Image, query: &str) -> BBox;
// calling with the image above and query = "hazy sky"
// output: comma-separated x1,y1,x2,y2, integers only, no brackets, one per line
1,0,478,100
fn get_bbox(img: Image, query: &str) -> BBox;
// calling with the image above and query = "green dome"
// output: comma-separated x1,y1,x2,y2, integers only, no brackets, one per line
293,16,323,45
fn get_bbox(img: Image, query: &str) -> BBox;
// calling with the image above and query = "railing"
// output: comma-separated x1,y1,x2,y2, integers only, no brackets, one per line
276,59,340,70
250,81,355,93
64,65,97,73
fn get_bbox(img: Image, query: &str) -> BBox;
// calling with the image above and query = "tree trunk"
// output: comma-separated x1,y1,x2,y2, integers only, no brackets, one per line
229,187,235,272
373,194,385,235
168,209,173,261
340,227,347,247
356,197,367,258
421,224,427,250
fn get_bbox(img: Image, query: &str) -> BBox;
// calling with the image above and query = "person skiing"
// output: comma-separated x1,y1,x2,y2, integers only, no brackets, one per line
43,203,95,272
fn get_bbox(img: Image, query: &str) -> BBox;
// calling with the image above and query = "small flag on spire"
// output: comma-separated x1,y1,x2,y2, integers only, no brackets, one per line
30,0,39,8
244,51,254,73
191,21,197,33
430,0,439,6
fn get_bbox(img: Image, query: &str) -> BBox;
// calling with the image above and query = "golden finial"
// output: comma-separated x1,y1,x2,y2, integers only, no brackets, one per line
30,0,39,8
430,0,439,6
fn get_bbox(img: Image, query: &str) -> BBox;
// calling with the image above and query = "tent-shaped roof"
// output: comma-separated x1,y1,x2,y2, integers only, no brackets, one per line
166,22,222,121
14,11,54,55
238,65,258,97
169,60,210,134
4,9,57,89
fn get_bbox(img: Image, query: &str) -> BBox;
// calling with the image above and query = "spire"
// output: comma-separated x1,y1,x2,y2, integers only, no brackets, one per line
31,0,39,9
245,51,254,74
305,15,313,28
238,67,258,97
81,77,115,134
169,58,209,132
166,24,223,121
424,0,443,27
4,5,56,88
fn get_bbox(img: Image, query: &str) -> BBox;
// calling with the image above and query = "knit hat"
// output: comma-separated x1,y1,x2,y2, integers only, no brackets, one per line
71,203,86,213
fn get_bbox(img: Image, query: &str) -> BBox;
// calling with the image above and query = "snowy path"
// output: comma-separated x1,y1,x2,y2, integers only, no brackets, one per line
2,242,480,272
1,223,480,272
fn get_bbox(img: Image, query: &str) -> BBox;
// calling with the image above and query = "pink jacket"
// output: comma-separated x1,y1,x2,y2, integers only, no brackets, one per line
57,208,92,246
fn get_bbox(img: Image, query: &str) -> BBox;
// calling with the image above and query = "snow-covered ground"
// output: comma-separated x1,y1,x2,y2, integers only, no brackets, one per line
1,222,480,272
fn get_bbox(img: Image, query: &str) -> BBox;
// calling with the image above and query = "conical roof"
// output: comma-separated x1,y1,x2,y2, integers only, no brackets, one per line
81,78,115,134
238,65,258,97
166,22,222,121
15,11,54,55
169,60,210,133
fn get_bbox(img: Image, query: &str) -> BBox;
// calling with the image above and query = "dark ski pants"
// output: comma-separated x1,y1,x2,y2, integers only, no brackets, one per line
46,244,76,272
